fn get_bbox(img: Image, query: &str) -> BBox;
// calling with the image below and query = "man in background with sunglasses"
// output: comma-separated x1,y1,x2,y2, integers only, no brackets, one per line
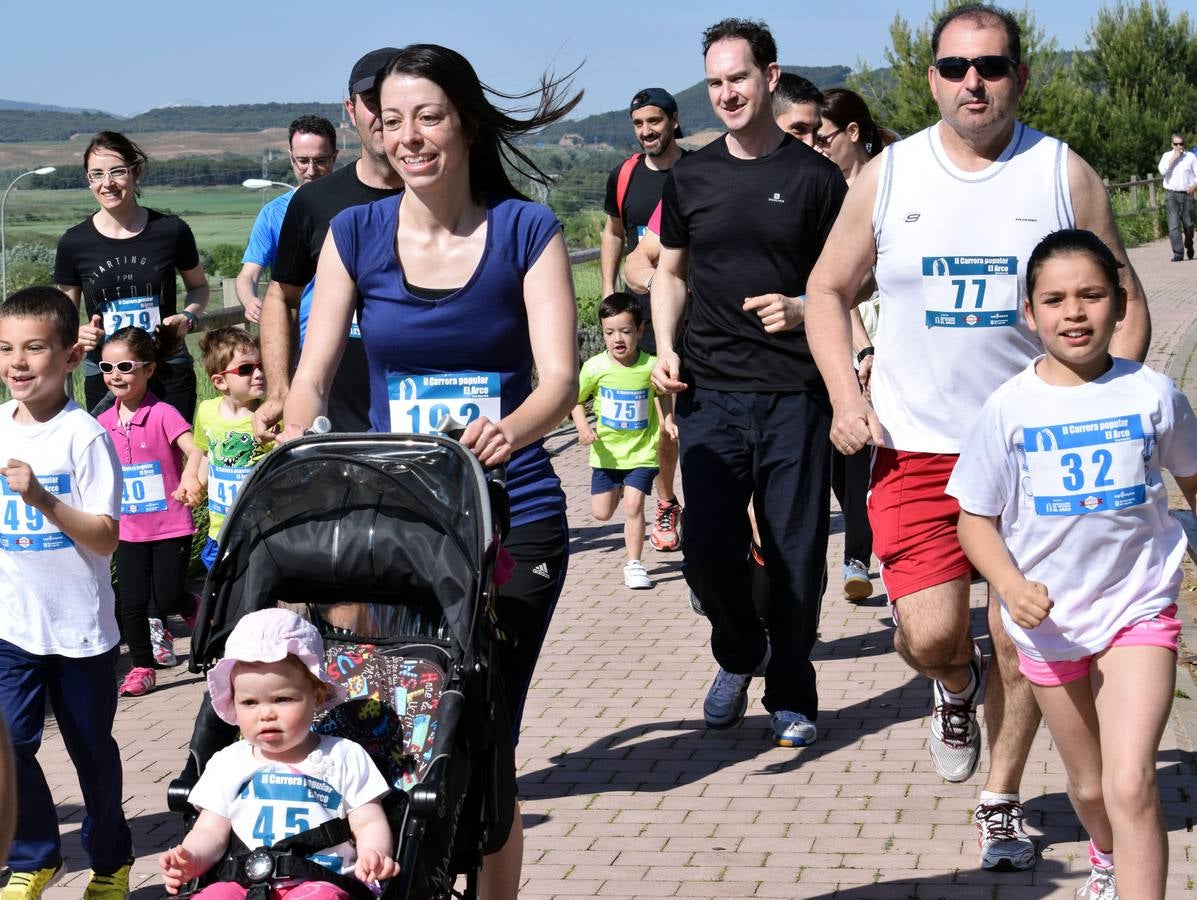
1159,132,1197,261
807,1,1149,874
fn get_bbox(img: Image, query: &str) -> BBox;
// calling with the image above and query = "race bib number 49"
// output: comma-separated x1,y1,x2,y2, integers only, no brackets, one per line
1,473,73,551
102,295,162,335
598,387,649,430
1023,415,1148,516
922,256,1018,328
387,372,502,435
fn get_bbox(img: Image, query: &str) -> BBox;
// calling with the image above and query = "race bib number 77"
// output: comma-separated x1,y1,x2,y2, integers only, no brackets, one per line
922,256,1018,328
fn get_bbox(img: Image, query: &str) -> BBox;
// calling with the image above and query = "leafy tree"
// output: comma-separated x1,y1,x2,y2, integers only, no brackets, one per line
1059,1,1197,180
848,1,1069,141
205,243,245,279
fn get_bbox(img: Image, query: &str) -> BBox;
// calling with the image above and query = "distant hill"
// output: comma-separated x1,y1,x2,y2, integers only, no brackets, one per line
0,101,344,143
0,98,113,115
530,65,853,149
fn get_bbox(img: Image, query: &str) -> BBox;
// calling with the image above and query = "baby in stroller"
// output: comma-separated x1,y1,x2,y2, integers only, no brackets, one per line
160,608,400,898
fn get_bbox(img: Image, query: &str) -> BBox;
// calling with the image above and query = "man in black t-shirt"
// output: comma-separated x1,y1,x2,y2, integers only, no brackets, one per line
651,19,846,748
600,87,686,552
254,47,404,438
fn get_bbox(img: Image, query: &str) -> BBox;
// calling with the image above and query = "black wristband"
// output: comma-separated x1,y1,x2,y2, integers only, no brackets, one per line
180,309,198,332
856,346,875,364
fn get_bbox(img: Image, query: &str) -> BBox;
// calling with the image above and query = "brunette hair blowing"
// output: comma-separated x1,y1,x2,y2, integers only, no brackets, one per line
821,88,896,158
83,130,149,196
377,44,583,200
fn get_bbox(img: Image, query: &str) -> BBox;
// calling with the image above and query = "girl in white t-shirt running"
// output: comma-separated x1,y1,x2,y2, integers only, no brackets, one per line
948,229,1197,900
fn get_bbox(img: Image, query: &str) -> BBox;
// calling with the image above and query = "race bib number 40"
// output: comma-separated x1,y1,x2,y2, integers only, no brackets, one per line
1,473,73,551
598,386,649,430
1023,415,1148,516
121,462,167,515
208,465,252,517
387,372,502,435
102,295,162,335
922,256,1018,328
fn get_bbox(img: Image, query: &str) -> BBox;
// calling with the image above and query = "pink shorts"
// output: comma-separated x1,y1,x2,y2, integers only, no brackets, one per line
1016,605,1181,687
869,447,974,603
194,881,351,900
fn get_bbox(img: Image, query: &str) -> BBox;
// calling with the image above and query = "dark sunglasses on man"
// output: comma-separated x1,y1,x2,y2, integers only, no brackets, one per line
933,55,1017,81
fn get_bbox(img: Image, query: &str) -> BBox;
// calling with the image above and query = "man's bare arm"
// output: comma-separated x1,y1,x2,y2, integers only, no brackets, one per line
600,216,626,297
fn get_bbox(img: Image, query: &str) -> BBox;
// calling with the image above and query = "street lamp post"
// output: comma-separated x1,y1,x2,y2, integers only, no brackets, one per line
241,178,293,208
1,166,57,298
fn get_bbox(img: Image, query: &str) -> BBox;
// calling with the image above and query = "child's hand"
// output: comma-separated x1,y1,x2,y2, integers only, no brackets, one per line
176,475,206,508
0,460,47,508
1005,579,1053,630
160,845,201,894
662,414,678,441
577,426,598,446
355,848,400,883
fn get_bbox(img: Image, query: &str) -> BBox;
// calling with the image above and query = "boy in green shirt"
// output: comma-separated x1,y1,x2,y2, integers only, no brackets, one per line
572,293,676,589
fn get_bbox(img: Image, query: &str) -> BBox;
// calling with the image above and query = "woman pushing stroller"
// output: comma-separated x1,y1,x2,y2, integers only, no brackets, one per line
160,609,399,898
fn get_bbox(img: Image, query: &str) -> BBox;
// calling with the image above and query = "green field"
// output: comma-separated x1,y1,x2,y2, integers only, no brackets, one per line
3,185,289,249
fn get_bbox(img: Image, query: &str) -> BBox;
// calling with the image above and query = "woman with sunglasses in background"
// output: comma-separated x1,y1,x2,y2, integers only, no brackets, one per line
54,131,209,422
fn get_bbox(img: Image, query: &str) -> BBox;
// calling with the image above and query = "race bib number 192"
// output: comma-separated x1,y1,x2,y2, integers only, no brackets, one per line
1,473,73,551
1023,415,1148,516
387,372,502,435
922,256,1018,328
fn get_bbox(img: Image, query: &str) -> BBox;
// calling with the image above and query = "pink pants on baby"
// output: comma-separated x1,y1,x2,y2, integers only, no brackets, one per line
193,881,351,900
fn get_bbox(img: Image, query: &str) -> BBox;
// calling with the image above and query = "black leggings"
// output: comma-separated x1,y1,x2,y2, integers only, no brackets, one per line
115,535,192,668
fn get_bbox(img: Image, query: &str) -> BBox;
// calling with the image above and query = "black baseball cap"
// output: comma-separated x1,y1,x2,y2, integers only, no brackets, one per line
629,88,683,138
349,48,401,96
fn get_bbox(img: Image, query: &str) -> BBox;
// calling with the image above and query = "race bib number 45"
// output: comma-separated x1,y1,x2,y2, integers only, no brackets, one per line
1,473,73,551
102,295,162,335
598,386,649,430
922,256,1018,328
1023,415,1148,516
387,372,502,435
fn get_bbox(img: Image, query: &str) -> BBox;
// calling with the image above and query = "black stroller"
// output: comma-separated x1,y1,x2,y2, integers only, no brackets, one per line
168,433,515,900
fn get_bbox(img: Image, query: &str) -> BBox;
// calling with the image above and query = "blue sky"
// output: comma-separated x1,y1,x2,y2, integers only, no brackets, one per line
3,1,1183,119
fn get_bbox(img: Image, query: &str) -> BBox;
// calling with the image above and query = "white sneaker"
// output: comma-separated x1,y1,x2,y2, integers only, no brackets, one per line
623,560,652,589
842,559,872,601
148,617,177,667
703,643,770,729
770,710,817,747
928,642,982,782
974,800,1035,870
1075,864,1117,899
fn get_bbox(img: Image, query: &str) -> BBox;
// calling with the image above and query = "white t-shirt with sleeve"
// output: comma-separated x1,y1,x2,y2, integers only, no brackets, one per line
0,399,122,657
188,734,390,876
947,358,1197,661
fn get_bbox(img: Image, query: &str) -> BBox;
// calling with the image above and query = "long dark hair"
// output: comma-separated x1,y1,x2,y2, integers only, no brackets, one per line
821,89,896,159
376,44,582,200
83,130,148,197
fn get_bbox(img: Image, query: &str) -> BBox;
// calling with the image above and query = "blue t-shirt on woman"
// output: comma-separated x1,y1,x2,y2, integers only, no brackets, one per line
328,193,566,528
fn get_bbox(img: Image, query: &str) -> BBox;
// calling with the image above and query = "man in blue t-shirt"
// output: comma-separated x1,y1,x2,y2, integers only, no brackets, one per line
234,115,338,324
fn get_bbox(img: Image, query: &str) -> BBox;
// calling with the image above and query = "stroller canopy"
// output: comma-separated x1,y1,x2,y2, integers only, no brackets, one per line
191,434,493,667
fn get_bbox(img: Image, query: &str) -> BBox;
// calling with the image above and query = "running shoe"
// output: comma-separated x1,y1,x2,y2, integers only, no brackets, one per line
703,643,770,729
1075,864,1117,899
770,710,817,747
148,617,177,667
623,560,652,589
928,642,983,782
118,666,157,697
83,859,132,900
688,589,706,616
842,559,872,601
974,799,1036,870
650,499,681,552
0,865,62,900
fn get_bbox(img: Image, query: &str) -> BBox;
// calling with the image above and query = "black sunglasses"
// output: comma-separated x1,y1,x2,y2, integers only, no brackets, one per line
934,55,1017,80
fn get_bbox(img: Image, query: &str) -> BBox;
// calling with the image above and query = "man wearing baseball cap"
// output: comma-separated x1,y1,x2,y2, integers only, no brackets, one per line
600,87,687,553
255,48,405,439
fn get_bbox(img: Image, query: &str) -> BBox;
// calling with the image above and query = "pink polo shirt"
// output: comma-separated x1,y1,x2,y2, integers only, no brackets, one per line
97,392,196,542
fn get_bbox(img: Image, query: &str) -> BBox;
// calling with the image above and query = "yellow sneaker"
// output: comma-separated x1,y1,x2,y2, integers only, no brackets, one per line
83,860,131,900
0,865,63,900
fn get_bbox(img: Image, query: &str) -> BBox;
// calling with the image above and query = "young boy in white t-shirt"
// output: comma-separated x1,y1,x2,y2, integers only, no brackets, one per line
947,230,1197,899
0,286,133,898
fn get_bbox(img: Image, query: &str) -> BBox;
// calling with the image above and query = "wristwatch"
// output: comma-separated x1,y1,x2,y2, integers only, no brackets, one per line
179,309,198,332
856,346,875,364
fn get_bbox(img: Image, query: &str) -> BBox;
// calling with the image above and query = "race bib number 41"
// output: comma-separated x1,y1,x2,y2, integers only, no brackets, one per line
1,473,73,551
922,256,1018,328
1023,415,1148,516
102,295,162,335
387,372,502,435
208,465,252,517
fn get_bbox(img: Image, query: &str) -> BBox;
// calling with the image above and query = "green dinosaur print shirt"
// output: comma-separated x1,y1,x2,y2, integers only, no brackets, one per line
193,397,273,540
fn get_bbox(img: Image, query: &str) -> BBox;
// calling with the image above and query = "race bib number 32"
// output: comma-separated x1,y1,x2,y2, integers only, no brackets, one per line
922,256,1018,328
1,473,73,551
1023,415,1148,516
102,295,162,335
387,372,502,435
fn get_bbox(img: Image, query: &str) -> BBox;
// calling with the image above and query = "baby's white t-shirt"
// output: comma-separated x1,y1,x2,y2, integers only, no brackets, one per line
947,358,1197,661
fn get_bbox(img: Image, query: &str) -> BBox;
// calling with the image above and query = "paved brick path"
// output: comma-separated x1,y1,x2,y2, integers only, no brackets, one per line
29,239,1197,899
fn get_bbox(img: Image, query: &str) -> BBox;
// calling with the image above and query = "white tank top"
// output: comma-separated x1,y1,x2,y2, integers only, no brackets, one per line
871,121,1074,453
